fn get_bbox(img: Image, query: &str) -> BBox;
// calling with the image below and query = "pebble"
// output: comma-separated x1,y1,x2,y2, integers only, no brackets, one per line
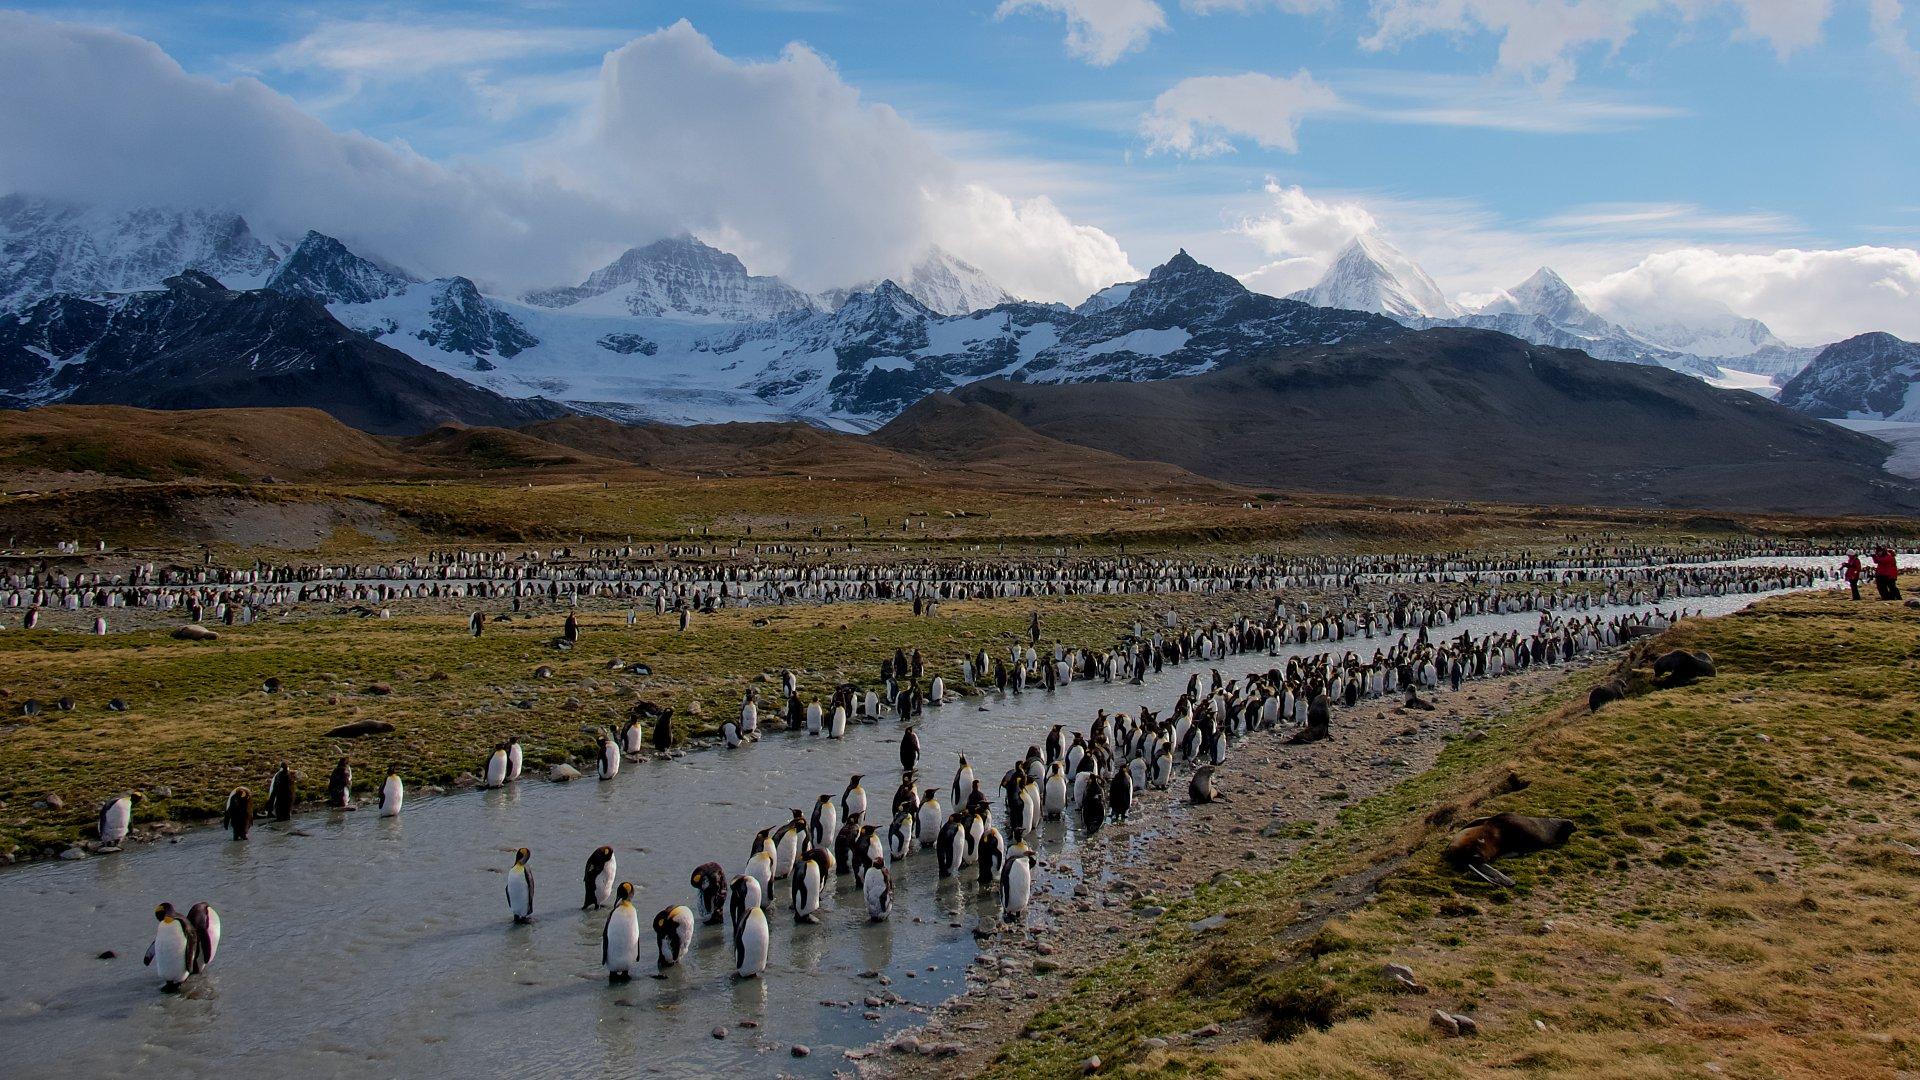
711,1026,727,1039
1083,1055,1102,1072
1138,906,1165,918
58,847,88,860
42,793,64,810
549,764,582,782
790,1045,810,1058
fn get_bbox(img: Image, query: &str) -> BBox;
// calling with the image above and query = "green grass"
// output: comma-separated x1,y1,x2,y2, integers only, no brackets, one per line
979,579,1920,1078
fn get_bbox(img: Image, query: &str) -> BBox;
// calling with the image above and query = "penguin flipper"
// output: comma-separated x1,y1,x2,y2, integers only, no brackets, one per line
143,941,154,966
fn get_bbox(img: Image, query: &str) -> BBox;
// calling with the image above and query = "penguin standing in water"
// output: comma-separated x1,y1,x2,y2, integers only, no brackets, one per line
1108,769,1133,824
828,704,847,739
891,775,918,817
96,792,139,847
1043,763,1068,821
887,809,918,859
731,876,770,978
378,769,404,817
936,814,965,878
654,904,695,968
222,787,252,840
506,737,524,782
865,864,893,921
1000,842,1036,924
841,775,868,822
1189,765,1219,805
852,825,886,886
327,756,353,809
976,824,1005,887
691,863,728,926
144,903,203,991
482,745,509,789
1081,780,1106,834
917,790,944,847
583,846,618,910
771,810,806,879
721,717,743,749
505,848,535,923
651,708,675,752
597,735,620,781
951,756,975,807
791,848,829,924
267,763,295,821
187,902,221,968
809,794,840,852
602,882,641,981
900,728,921,772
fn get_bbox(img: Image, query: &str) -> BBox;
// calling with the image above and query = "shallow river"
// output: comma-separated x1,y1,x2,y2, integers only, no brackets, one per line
0,568,1839,1078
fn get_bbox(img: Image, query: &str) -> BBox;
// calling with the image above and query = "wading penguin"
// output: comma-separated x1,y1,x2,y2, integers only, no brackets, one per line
583,846,617,910
772,810,806,879
809,795,839,851
506,737,523,782
505,848,535,923
144,902,203,991
267,763,295,821
482,745,509,789
791,847,829,923
222,787,252,840
691,862,728,926
654,904,695,967
378,770,404,817
327,756,353,809
187,901,221,968
865,864,893,921
597,735,620,781
899,728,921,772
841,775,868,821
731,876,770,978
602,882,641,982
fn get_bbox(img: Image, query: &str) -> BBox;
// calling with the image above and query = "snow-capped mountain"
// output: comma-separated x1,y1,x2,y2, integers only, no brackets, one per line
1777,333,1920,422
1478,267,1610,335
264,231,414,305
522,235,817,322
0,269,560,432
1610,309,1786,359
1288,234,1460,320
816,247,1018,317
1,195,281,312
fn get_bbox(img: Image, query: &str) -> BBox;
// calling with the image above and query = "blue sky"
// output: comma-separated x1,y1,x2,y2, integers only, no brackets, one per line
3,1,1918,341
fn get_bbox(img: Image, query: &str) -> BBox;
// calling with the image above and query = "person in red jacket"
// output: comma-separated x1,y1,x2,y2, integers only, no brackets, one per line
1843,553,1863,601
1873,547,1902,601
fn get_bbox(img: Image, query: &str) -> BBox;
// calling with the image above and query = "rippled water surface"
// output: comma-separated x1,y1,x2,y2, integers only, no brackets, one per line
0,568,1835,1078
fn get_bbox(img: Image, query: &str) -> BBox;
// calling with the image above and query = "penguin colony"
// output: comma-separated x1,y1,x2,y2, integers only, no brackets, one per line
2,543,1833,630
108,589,1706,992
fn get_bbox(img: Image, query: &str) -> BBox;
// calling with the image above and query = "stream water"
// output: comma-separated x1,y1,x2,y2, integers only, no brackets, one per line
0,565,1843,1078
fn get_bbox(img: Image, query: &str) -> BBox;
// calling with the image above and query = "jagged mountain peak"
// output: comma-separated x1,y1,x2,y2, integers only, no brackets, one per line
816,247,1016,318
1479,266,1605,332
1,194,281,311
1777,331,1920,421
265,231,414,305
1290,234,1459,320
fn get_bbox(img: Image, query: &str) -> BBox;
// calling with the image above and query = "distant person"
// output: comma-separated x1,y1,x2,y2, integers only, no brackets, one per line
1874,546,1902,601
1844,554,1863,601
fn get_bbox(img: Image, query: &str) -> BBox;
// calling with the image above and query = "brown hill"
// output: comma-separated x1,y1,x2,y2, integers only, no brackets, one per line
949,328,1920,516
0,405,414,482
521,416,919,479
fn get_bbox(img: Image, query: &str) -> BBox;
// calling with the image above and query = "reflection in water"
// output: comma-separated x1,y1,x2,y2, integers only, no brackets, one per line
0,575,1823,1078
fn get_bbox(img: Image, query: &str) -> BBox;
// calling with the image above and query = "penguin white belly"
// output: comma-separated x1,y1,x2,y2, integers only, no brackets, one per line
829,706,847,738
507,745,523,781
100,799,131,844
484,754,508,789
198,908,223,966
380,777,404,817
1044,776,1066,817
737,908,770,977
604,907,641,976
599,743,620,780
1003,861,1032,919
593,861,618,907
148,922,192,986
775,833,800,878
507,868,533,919
864,869,891,920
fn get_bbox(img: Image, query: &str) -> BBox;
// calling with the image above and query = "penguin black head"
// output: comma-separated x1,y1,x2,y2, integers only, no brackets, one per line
616,881,635,904
130,791,145,805
514,847,531,864
154,902,176,921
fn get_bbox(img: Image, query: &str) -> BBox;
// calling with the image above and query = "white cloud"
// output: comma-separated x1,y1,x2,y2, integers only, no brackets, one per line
1361,1,1841,89
1236,182,1378,258
1585,246,1920,344
1141,71,1340,154
1869,0,1920,92
268,20,615,80
0,13,1134,304
1537,202,1801,236
995,0,1168,65
1183,0,1330,12
0,11,651,290
1338,70,1686,132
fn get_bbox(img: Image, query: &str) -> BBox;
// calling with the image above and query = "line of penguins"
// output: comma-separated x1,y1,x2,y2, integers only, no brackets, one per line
506,603,1695,984
112,598,1698,990
3,545,1835,624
